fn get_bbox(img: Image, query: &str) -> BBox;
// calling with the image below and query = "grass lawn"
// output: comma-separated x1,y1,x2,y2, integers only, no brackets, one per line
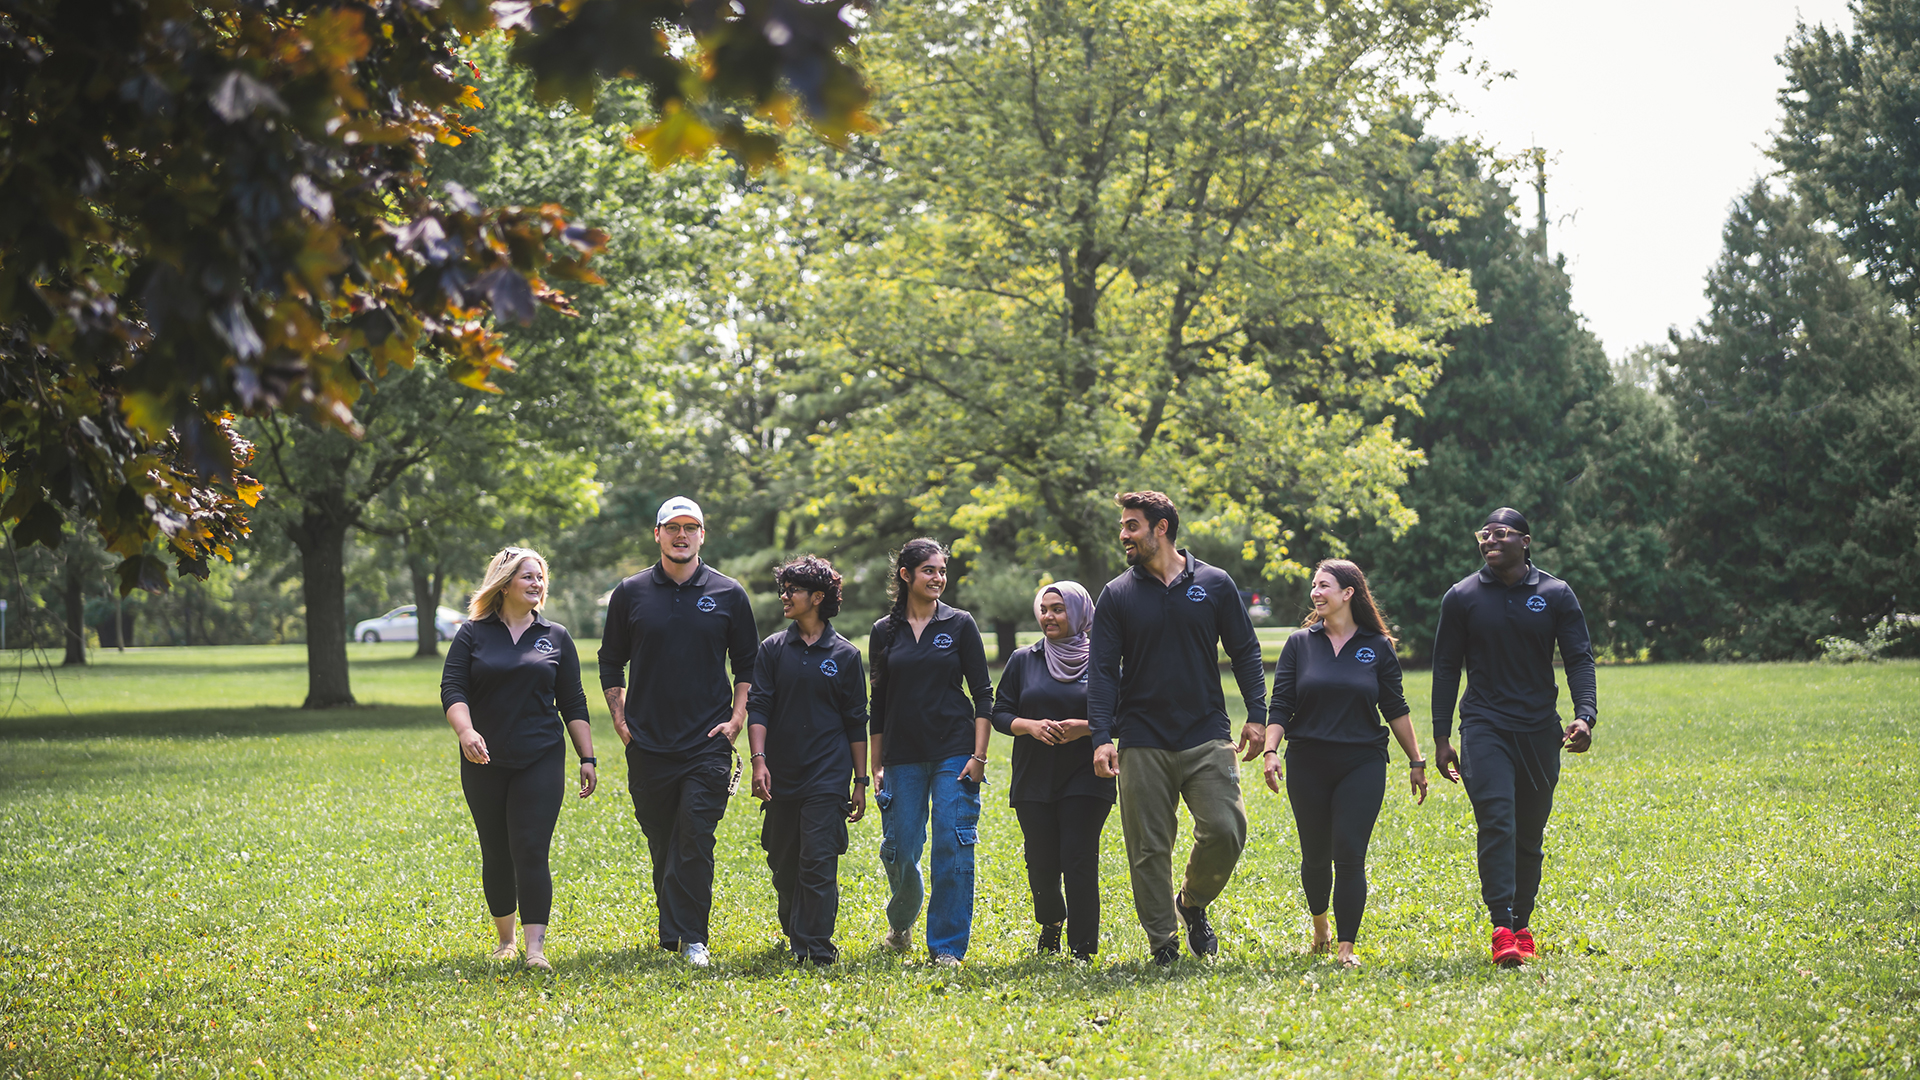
1,646,1915,1078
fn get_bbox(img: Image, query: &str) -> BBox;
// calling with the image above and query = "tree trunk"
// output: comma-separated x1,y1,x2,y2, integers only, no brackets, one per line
410,552,444,659
291,513,356,708
993,618,1018,664
61,551,86,666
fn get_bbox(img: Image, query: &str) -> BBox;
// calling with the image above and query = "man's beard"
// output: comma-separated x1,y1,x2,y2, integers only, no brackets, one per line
1124,539,1152,567
664,549,697,564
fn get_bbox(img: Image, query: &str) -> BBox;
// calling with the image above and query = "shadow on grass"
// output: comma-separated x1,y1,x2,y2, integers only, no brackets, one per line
0,703,443,742
359,942,1333,997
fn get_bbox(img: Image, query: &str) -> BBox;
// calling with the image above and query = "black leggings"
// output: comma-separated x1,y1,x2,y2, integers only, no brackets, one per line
1013,797,1111,957
1284,740,1387,943
461,742,566,925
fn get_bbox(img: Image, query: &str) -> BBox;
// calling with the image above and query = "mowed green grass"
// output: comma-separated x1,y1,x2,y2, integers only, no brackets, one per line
0,646,1915,1079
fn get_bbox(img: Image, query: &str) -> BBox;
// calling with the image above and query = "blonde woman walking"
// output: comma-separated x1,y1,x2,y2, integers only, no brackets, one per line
440,547,597,970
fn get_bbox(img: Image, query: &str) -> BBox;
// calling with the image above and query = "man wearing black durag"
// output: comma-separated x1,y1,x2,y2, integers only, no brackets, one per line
1430,507,1596,968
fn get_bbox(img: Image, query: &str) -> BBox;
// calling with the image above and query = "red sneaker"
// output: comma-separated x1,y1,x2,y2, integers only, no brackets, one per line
1514,928,1536,961
1490,927,1524,967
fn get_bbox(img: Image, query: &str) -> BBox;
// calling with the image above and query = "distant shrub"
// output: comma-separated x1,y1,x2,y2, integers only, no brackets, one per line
1818,618,1907,663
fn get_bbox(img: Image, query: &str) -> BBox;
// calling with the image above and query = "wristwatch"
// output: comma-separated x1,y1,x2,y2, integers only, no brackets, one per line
853,775,871,787
580,756,597,767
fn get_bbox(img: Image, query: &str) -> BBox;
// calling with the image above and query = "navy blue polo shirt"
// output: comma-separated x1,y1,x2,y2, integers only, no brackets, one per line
1270,624,1409,750
597,560,759,759
868,602,993,766
441,613,591,768
991,643,1116,805
1430,562,1598,741
746,621,870,800
1088,551,1268,751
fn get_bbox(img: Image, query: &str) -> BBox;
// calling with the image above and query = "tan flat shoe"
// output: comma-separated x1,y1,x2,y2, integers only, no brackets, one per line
490,942,519,963
525,953,552,972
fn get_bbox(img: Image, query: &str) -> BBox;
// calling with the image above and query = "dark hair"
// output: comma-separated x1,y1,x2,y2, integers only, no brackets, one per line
886,538,946,646
1114,490,1179,541
775,554,843,619
1302,558,1397,648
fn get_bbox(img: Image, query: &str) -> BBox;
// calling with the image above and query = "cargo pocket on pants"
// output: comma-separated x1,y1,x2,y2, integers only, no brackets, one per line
955,827,978,847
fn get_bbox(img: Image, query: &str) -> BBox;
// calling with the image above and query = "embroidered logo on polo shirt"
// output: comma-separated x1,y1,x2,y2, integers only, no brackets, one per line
533,637,555,654
1354,647,1375,664
1186,584,1207,602
697,596,718,613
820,659,839,677
932,633,954,650
1526,595,1547,612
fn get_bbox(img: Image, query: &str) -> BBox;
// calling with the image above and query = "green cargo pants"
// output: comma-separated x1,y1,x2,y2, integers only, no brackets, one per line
1116,739,1249,952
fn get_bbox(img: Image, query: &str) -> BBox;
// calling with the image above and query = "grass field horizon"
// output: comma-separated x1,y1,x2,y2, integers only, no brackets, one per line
1,647,1915,1078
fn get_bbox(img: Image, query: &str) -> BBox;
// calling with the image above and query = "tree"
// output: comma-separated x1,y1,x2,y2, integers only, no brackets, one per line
776,0,1484,587
1777,0,1920,307
1343,130,1686,660
1662,185,1920,658
366,422,600,659
0,0,866,594
247,364,591,706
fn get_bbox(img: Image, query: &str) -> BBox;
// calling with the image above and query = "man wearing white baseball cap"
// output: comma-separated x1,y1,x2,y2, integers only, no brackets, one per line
598,496,759,967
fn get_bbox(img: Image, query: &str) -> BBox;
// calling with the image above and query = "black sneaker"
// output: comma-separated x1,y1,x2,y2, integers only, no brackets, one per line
1037,923,1062,954
1151,943,1179,967
1175,895,1217,957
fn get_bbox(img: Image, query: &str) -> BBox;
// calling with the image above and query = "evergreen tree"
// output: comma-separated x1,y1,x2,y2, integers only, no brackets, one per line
1662,185,1920,658
1345,134,1684,660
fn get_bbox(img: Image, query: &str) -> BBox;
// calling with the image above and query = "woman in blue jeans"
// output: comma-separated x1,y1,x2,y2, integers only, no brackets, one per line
868,538,994,966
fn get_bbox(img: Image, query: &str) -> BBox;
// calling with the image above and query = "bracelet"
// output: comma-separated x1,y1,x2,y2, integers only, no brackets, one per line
580,756,597,767
969,755,988,764
1263,749,1278,757
1409,760,1426,769
853,776,871,787
751,752,766,760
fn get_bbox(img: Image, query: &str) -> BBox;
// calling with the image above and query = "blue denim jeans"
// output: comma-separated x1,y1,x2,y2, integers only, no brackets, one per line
877,754,981,959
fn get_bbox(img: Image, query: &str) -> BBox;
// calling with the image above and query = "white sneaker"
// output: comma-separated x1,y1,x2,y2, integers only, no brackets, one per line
882,929,911,952
681,942,711,968
933,953,962,968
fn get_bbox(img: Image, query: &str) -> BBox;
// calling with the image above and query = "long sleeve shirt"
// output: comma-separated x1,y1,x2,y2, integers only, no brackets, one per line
440,613,590,768
1430,562,1598,741
1269,624,1409,750
867,602,993,766
1087,551,1268,751
990,644,1116,805
746,621,869,801
597,560,758,760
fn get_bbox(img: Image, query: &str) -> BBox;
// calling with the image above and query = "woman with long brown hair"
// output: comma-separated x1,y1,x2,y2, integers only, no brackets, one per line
867,538,993,966
1262,559,1427,968
440,547,596,970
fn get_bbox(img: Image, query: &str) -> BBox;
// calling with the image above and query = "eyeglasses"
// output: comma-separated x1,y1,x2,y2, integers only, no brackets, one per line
658,522,703,537
1474,526,1524,543
778,585,817,598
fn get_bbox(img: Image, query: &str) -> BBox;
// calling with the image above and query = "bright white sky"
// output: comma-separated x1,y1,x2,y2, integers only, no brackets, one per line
1432,0,1858,358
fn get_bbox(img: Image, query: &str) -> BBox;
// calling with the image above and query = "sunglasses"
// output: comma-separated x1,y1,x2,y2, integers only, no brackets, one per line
1474,526,1524,543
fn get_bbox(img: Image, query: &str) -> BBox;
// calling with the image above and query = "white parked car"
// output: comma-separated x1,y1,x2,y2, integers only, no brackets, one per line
354,605,465,643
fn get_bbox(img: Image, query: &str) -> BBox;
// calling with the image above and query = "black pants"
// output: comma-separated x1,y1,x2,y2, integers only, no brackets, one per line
461,742,566,925
761,794,849,963
1459,722,1562,929
627,744,732,948
1013,796,1111,957
1284,740,1386,944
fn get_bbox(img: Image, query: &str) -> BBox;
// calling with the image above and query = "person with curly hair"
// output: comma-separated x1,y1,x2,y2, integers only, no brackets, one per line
745,555,871,965
868,538,993,966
